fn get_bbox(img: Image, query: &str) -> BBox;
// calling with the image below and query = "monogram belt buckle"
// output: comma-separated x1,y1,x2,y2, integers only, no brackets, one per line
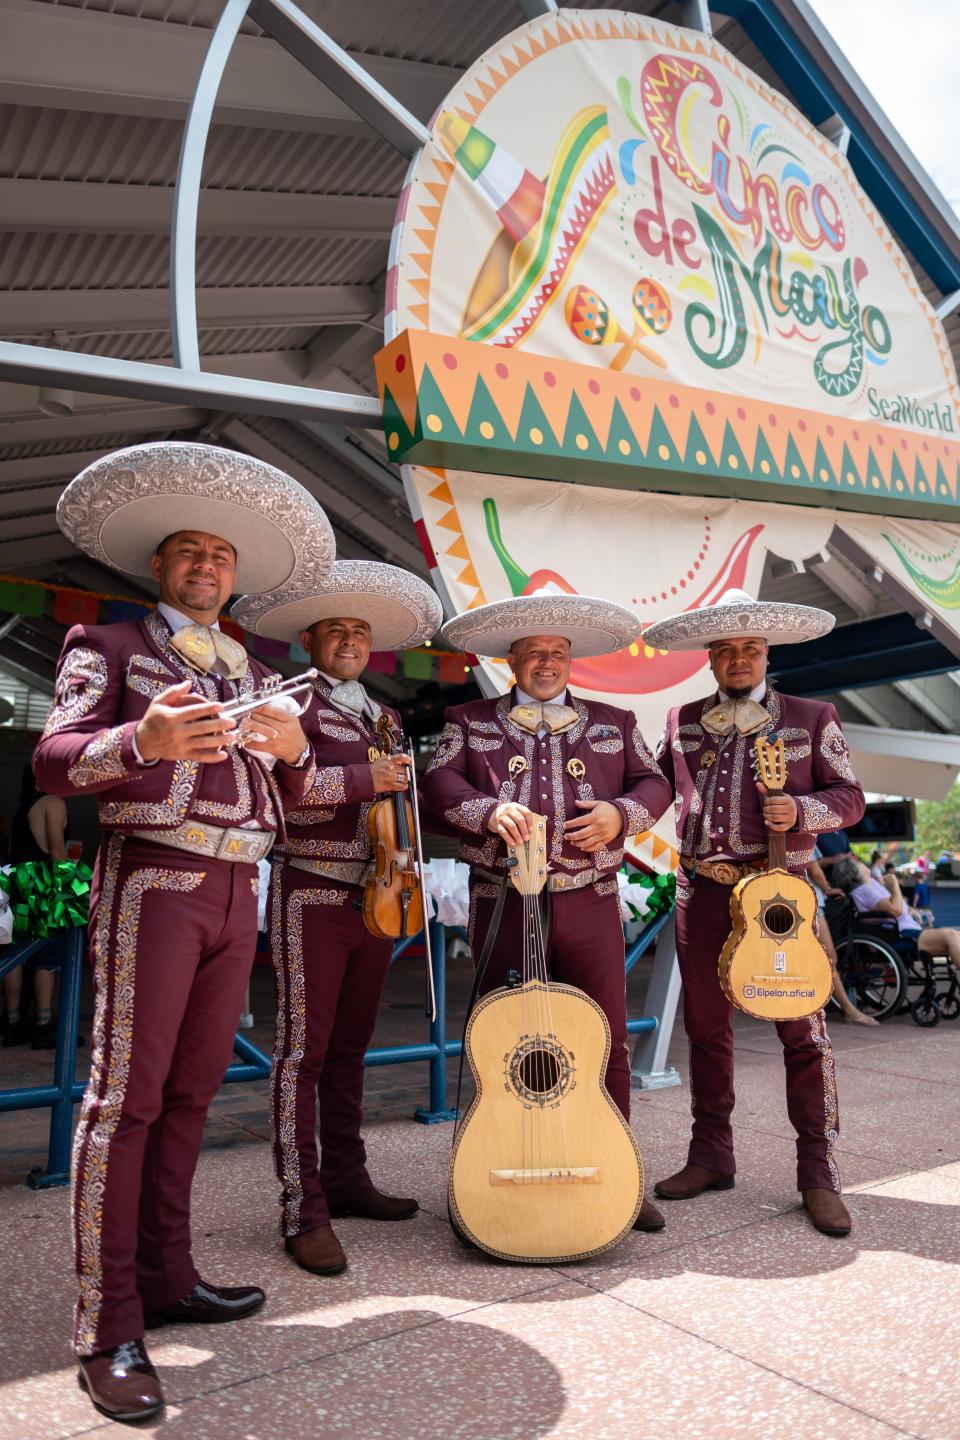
216,829,265,863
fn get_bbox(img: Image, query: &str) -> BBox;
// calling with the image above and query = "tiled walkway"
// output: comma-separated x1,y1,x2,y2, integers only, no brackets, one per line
0,958,958,1439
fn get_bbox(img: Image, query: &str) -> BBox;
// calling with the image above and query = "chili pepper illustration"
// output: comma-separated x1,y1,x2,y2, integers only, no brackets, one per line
483,497,764,693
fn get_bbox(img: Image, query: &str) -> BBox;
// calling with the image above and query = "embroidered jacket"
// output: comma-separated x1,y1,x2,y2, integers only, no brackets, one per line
422,689,671,883
656,687,864,871
273,675,401,867
33,612,314,837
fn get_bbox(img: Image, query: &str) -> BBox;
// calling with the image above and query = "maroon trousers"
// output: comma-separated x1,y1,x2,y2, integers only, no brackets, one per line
675,875,840,1191
72,834,259,1356
269,863,392,1237
469,879,631,1120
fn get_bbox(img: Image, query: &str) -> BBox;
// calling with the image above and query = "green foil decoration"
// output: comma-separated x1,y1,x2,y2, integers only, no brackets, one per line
623,869,676,922
7,860,93,938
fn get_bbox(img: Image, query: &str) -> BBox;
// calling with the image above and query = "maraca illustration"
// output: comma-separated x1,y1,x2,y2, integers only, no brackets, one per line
565,278,671,370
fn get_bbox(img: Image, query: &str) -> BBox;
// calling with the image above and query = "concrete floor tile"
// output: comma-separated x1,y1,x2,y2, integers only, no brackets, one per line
145,1282,904,1440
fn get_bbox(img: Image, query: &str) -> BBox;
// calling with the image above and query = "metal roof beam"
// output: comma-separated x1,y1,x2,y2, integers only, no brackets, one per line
2,0,459,136
806,547,879,617
891,678,956,733
680,1,713,34
0,532,75,571
249,0,429,158
0,343,382,428
0,286,380,338
839,688,894,728
0,180,396,239
0,405,207,447
0,641,55,693
0,449,108,487
223,419,422,571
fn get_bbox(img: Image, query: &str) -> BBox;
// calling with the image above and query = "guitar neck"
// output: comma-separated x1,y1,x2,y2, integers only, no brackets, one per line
766,788,788,871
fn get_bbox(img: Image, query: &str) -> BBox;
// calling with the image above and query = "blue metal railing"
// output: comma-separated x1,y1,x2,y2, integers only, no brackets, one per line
1,911,664,1186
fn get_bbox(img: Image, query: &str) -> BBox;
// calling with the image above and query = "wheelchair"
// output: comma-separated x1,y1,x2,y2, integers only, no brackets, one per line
824,899,907,1023
825,899,960,1027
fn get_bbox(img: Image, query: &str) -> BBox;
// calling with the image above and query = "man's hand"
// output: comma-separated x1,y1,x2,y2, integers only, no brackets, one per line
756,782,797,832
563,800,623,852
135,681,235,764
827,886,844,899
370,753,411,793
237,703,308,765
488,801,535,847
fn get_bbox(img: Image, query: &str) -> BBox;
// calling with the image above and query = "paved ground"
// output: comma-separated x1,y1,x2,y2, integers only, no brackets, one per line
0,952,958,1439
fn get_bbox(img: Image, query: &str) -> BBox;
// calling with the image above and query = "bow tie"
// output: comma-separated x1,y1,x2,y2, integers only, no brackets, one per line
508,701,579,735
328,680,381,723
701,697,771,737
169,624,248,680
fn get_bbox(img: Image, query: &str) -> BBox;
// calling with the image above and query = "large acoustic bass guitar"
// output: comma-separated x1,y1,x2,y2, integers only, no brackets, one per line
718,734,833,1021
449,815,643,1263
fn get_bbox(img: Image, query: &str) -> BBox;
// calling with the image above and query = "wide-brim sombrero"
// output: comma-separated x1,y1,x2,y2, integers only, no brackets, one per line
232,559,443,650
642,588,835,651
439,591,640,658
56,441,335,596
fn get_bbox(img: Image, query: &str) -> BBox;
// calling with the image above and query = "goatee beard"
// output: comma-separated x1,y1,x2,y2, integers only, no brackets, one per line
725,684,752,699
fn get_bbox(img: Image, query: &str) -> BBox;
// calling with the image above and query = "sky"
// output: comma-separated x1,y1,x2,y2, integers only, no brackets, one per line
807,0,960,219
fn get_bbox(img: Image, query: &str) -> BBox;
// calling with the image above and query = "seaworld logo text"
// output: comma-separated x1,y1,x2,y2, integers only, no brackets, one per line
866,389,955,433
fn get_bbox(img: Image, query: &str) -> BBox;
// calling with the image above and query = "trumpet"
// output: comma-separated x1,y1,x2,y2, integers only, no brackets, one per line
219,669,319,725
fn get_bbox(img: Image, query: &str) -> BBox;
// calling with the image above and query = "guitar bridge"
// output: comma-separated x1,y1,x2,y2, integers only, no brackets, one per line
489,1167,600,1186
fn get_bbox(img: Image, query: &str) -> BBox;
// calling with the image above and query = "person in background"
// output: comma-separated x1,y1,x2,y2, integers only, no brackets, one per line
1,764,68,1048
807,850,878,1027
832,857,960,981
869,850,884,882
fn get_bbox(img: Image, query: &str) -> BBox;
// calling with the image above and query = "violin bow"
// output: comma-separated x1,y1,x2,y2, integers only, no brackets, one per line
406,741,437,1023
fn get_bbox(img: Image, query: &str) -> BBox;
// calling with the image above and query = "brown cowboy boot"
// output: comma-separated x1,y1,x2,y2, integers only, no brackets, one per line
328,1188,418,1221
633,1194,666,1231
802,1188,852,1236
654,1163,736,1200
285,1224,347,1276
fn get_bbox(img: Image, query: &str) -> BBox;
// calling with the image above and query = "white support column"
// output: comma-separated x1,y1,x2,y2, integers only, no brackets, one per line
680,0,712,34
630,914,682,1091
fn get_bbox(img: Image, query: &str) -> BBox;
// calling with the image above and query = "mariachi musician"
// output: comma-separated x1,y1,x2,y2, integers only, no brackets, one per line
233,560,442,1278
422,591,672,1233
643,589,865,1236
33,442,333,1423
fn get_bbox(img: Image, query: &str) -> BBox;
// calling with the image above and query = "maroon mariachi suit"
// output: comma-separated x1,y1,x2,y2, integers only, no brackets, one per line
422,690,672,1119
656,686,865,1190
269,677,399,1238
32,610,314,1355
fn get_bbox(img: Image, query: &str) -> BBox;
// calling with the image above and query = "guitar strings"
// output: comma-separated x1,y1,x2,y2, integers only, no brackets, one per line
530,871,571,1180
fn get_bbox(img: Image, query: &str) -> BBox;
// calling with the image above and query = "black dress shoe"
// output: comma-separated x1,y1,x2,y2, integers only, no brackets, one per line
144,1279,265,1327
78,1339,163,1422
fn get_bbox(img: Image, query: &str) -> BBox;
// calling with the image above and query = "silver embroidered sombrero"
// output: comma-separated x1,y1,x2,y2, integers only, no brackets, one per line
56,441,336,595
439,591,640,658
642,588,835,651
231,559,443,650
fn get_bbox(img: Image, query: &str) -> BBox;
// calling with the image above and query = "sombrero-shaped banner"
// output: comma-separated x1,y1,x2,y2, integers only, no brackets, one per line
56,441,336,596
440,590,639,658
642,588,834,651
232,559,443,651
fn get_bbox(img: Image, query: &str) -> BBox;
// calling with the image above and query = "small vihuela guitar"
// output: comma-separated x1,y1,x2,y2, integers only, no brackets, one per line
718,734,833,1021
448,815,643,1263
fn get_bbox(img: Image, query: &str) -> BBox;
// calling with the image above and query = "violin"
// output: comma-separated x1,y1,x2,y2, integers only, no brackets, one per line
363,715,425,942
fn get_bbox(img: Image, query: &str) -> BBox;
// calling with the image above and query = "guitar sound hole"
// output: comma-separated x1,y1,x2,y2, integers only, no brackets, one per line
518,1049,561,1094
505,1036,574,1106
763,902,795,935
